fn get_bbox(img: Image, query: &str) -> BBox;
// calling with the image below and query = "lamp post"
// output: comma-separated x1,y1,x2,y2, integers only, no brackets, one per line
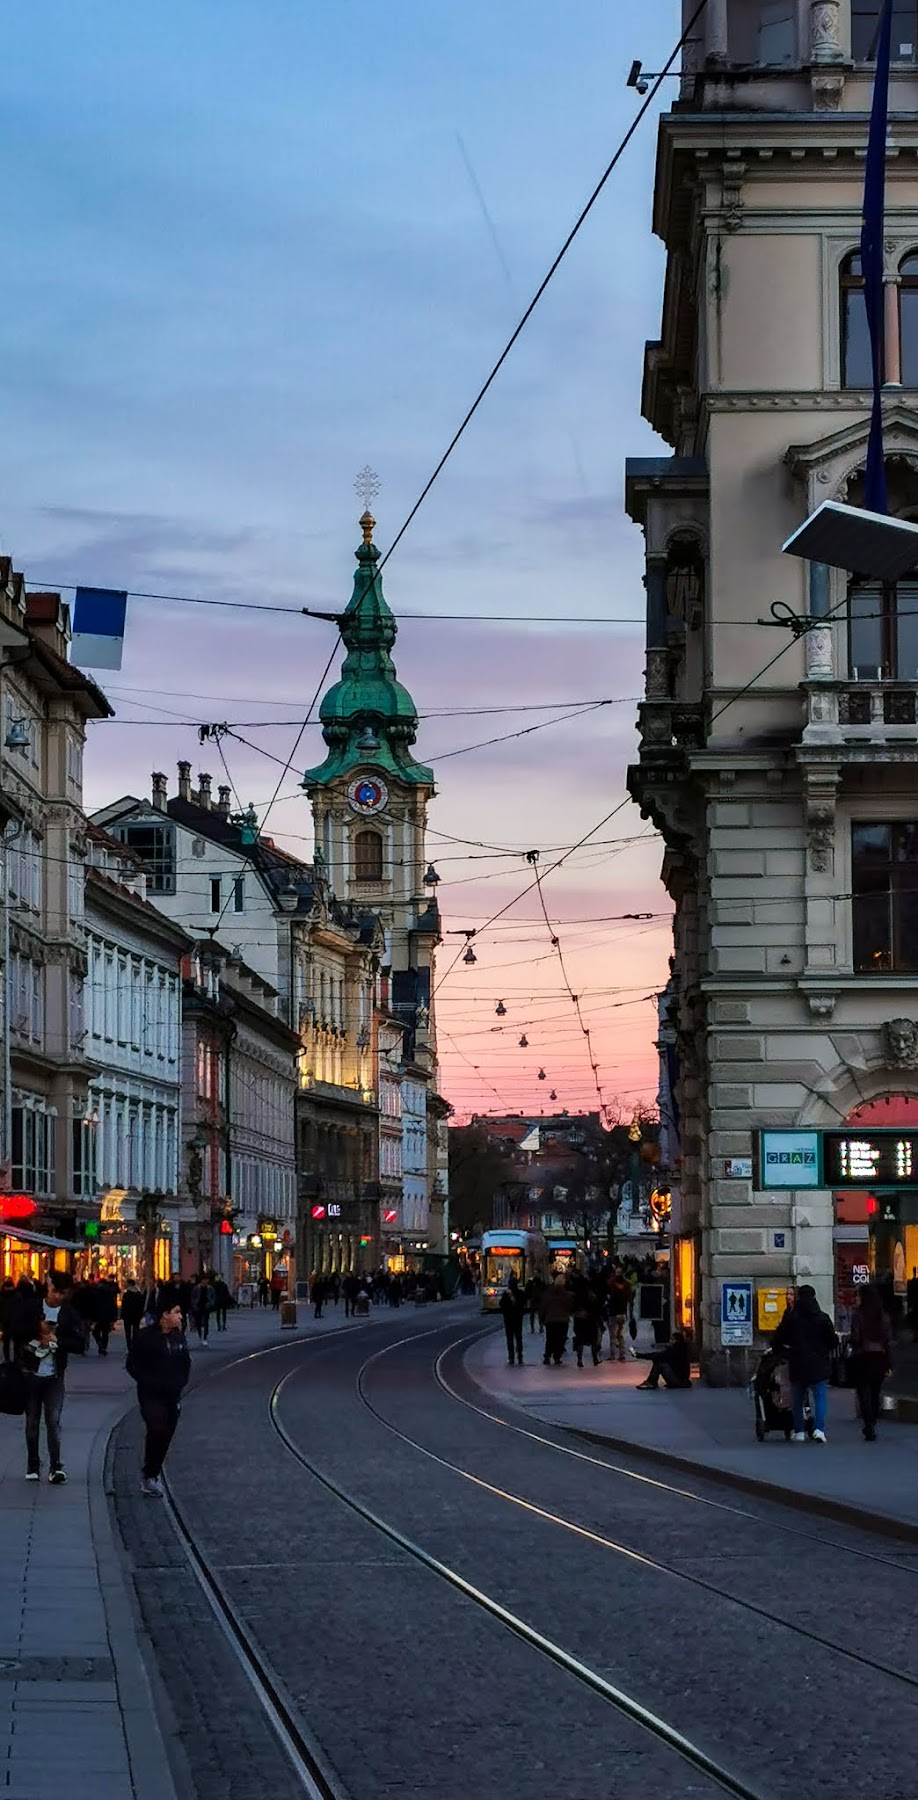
628,1118,642,1221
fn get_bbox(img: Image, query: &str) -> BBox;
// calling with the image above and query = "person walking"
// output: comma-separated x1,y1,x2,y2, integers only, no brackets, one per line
499,1274,526,1366
0,1276,15,1361
270,1270,285,1311
16,1270,87,1484
127,1298,191,1497
213,1277,230,1331
773,1283,837,1443
540,1275,573,1367
606,1269,630,1363
571,1277,602,1369
850,1284,893,1442
524,1274,545,1336
120,1279,145,1352
311,1274,326,1320
92,1278,118,1355
191,1275,214,1344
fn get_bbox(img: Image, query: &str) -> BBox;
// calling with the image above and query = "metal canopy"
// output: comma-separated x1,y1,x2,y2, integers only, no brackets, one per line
782,501,918,582
0,1225,82,1251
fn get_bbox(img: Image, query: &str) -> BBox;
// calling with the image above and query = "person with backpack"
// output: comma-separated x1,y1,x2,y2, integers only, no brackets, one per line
15,1271,87,1484
127,1297,191,1497
773,1283,837,1443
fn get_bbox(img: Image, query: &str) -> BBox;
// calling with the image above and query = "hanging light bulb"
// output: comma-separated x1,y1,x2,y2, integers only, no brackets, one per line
463,944,477,965
537,1068,546,1081
495,1000,506,1016
423,863,440,887
518,1034,528,1048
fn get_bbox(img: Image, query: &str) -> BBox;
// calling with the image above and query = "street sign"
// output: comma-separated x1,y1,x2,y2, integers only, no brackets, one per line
759,1130,821,1189
724,1157,753,1180
721,1281,753,1346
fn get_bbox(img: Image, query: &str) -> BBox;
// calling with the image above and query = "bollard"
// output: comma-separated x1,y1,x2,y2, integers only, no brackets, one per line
280,1298,297,1329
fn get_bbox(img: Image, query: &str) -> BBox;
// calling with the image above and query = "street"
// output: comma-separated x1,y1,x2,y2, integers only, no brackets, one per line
109,1302,918,1800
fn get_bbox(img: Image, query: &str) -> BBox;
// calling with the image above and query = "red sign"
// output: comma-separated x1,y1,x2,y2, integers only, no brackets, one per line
219,1219,233,1235
311,1204,326,1220
383,1208,398,1224
0,1194,37,1223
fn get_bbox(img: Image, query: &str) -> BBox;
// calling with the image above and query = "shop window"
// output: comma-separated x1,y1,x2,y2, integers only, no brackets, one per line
354,829,383,883
840,253,873,389
852,821,918,971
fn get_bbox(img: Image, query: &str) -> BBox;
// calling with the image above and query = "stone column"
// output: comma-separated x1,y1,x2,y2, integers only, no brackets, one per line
810,0,844,62
706,0,728,64
885,281,902,386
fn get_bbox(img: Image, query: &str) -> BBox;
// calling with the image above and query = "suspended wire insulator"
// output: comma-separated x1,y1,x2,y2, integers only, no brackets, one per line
549,1090,557,1101
537,1068,546,1080
462,945,477,965
495,1000,507,1016
518,1034,529,1048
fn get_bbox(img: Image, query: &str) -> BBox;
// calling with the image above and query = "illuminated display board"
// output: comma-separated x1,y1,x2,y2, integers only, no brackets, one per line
823,1131,918,1189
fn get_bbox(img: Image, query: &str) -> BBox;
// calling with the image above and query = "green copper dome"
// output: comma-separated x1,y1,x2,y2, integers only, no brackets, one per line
303,513,434,789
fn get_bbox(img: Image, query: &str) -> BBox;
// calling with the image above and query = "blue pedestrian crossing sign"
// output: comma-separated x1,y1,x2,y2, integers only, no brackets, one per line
721,1281,753,1346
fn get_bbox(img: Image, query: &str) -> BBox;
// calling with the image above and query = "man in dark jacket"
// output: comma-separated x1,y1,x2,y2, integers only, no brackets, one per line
127,1299,191,1497
773,1284,837,1443
15,1271,87,1483
499,1274,526,1366
540,1276,573,1366
119,1280,146,1351
92,1279,118,1355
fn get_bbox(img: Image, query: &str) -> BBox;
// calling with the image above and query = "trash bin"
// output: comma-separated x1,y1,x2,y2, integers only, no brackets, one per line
280,1299,297,1329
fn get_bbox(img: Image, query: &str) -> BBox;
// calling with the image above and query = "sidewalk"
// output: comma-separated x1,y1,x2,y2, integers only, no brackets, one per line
0,1300,371,1800
464,1324,918,1537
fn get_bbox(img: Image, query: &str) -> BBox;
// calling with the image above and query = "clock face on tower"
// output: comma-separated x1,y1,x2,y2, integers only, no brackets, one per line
348,774,388,816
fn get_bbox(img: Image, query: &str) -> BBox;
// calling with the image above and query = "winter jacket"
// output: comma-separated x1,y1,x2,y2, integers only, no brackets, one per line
773,1294,837,1385
127,1324,191,1402
850,1307,892,1360
540,1283,573,1326
13,1296,87,1376
120,1288,146,1326
499,1283,526,1323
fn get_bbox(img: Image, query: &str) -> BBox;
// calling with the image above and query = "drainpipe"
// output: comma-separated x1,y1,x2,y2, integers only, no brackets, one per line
3,819,22,1170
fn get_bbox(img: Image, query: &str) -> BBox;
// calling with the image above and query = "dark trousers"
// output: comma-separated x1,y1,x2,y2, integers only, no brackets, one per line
214,1305,228,1331
122,1317,139,1350
271,1290,281,1310
855,1351,888,1432
25,1375,64,1471
544,1321,567,1364
194,1308,210,1341
2,1330,13,1362
502,1315,523,1362
140,1396,180,1479
645,1349,685,1389
93,1321,111,1355
313,1299,323,1318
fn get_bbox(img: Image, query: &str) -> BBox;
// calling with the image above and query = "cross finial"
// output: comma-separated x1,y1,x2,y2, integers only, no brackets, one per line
354,465,380,509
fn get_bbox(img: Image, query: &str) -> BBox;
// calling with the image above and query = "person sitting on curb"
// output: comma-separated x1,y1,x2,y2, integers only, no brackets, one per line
635,1328,692,1391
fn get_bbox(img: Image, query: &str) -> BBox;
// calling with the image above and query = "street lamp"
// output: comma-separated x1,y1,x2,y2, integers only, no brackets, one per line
628,1117,642,1219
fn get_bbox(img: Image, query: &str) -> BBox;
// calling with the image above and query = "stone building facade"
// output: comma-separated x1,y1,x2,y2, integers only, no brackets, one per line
627,1,918,1368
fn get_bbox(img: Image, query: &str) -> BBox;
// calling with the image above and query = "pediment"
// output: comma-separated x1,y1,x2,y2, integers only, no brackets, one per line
786,406,918,508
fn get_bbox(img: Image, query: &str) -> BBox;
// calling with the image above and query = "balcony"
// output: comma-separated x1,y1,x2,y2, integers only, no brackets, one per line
803,681,918,755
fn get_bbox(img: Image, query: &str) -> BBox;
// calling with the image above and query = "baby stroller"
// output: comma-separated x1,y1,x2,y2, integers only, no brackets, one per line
752,1348,796,1441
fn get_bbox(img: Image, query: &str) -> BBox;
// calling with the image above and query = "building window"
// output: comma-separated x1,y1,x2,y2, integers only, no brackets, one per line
852,821,918,971
852,4,918,61
233,875,244,913
848,577,918,679
354,829,383,883
840,253,873,389
11,1105,55,1195
113,823,176,893
210,877,221,913
899,253,918,386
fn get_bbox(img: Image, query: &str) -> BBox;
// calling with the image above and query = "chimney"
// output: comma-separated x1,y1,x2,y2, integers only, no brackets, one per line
198,772,212,809
177,760,192,802
151,772,167,813
216,784,231,819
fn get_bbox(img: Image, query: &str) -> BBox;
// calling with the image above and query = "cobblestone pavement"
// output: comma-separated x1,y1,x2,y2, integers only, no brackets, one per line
113,1302,918,1800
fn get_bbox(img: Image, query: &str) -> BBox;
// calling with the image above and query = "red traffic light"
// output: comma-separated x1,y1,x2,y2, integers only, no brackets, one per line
219,1219,233,1235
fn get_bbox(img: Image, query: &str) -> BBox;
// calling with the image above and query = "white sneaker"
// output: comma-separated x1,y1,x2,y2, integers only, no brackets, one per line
790,1431,806,1442
141,1475,164,1498
811,1429,827,1443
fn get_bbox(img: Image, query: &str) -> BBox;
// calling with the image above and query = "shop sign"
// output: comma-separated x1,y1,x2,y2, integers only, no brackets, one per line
852,1264,870,1286
327,1204,341,1218
721,1281,753,1346
311,1205,326,1220
383,1208,398,1224
100,1188,126,1222
759,1131,821,1189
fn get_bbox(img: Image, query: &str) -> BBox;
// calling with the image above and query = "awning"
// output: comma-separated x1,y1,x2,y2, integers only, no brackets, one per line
1,1226,83,1252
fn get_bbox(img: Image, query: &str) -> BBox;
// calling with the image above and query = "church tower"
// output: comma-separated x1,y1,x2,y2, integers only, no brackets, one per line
303,509,438,1036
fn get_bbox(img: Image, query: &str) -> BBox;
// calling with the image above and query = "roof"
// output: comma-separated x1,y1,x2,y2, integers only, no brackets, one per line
85,866,195,953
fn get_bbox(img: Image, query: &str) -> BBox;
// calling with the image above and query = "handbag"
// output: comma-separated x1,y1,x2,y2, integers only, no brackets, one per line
0,1360,28,1416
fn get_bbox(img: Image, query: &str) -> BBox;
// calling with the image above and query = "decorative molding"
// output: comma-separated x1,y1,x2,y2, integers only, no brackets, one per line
805,992,838,1019
811,72,845,111
884,1018,918,1069
806,809,835,873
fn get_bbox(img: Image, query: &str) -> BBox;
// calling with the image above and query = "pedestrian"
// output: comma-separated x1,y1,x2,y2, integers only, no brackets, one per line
213,1277,230,1331
258,1274,270,1308
0,1276,15,1362
606,1269,630,1363
523,1274,545,1335
907,1267,918,1343
120,1279,145,1351
342,1272,358,1319
499,1274,526,1366
850,1283,893,1442
127,1297,191,1497
191,1275,214,1343
540,1274,573,1366
572,1279,603,1369
311,1274,326,1320
92,1278,117,1355
635,1328,692,1390
270,1269,285,1311
773,1283,837,1443
16,1270,87,1484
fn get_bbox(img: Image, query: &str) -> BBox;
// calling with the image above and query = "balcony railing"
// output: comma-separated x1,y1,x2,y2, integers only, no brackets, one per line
804,681,918,744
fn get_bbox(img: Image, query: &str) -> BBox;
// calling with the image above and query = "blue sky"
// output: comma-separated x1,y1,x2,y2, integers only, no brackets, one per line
1,0,680,1115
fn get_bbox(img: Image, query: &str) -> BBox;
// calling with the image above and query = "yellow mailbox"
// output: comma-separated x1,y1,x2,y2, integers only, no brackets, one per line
757,1287,787,1334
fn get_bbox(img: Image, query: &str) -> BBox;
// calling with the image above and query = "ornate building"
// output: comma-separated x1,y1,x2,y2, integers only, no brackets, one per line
304,509,444,1261
627,1,918,1369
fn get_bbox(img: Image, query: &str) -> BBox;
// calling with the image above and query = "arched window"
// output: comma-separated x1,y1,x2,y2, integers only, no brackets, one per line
899,253,918,386
354,829,383,883
840,252,873,388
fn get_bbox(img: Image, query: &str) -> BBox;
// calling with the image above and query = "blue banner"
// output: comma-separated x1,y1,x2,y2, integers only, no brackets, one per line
860,0,893,516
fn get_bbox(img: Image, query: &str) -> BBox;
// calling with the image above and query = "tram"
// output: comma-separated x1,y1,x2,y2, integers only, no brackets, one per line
480,1228,549,1312
547,1236,581,1275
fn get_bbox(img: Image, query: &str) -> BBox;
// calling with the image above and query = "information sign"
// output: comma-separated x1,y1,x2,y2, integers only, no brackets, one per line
759,1131,821,1189
823,1130,918,1190
721,1281,753,1346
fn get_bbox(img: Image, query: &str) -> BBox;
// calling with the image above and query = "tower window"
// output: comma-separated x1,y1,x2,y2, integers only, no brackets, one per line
840,254,873,389
354,829,383,883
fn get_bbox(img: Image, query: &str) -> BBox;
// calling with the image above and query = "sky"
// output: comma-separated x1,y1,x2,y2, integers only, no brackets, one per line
0,0,681,1121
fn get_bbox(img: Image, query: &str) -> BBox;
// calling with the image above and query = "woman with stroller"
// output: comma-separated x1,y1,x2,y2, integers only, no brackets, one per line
850,1284,892,1442
773,1284,837,1444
